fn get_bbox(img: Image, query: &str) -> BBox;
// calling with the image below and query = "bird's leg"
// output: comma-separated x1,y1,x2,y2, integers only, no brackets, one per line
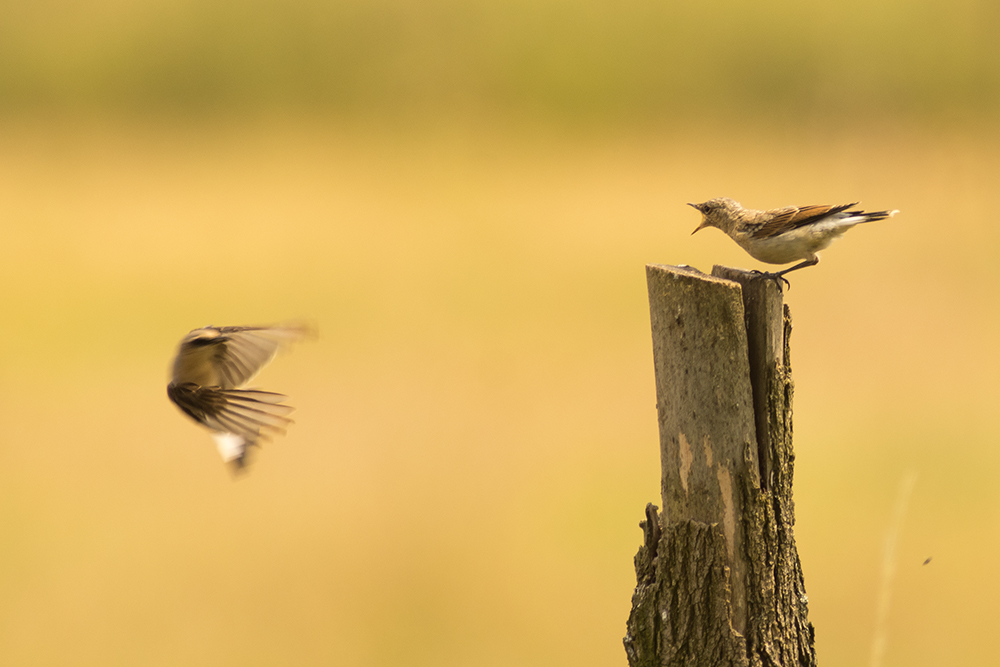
751,256,820,290
774,256,820,277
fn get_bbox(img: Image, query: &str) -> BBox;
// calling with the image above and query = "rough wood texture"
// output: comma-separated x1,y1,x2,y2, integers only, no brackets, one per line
644,265,758,634
625,506,747,667
624,265,815,667
711,266,784,491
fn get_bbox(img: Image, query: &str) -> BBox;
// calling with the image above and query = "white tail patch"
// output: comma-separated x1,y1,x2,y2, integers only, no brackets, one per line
212,432,246,463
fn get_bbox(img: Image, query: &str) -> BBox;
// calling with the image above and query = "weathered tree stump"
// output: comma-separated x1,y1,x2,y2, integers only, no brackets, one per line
624,264,815,667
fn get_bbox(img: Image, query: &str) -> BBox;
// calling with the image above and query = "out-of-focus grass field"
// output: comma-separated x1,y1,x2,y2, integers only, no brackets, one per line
2,2,1000,666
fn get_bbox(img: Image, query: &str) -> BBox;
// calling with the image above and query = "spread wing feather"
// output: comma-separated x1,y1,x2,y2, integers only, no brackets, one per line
167,383,295,443
210,326,306,388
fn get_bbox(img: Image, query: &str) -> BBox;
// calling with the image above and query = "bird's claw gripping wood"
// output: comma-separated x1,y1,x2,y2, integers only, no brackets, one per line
751,269,791,291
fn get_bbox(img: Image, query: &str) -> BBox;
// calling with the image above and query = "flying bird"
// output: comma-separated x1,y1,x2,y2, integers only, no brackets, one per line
167,324,310,470
690,198,898,286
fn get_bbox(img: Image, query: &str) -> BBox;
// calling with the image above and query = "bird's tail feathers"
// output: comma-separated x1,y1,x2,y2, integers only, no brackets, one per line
213,432,249,467
851,209,899,224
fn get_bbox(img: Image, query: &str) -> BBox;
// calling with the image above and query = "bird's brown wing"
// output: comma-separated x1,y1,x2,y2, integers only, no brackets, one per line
167,382,295,441
210,326,308,388
752,203,858,239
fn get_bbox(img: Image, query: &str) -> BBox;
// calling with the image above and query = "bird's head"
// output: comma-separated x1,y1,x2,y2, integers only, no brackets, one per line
689,197,740,234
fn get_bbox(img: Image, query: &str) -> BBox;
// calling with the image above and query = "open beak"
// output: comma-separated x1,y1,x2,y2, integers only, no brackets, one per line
688,202,708,234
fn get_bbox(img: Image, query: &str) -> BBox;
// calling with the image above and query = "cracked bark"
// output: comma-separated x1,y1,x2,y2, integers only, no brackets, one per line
624,265,816,667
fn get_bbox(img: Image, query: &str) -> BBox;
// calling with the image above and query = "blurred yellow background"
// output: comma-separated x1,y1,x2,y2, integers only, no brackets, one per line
1,1,998,665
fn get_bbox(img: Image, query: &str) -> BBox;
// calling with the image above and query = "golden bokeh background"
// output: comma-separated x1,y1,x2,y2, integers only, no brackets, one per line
1,1,999,665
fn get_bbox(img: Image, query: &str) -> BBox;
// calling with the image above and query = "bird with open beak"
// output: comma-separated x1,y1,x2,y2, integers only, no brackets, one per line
690,197,898,285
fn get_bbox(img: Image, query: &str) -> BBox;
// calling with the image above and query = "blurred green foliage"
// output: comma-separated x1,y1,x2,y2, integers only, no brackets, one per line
1,0,999,122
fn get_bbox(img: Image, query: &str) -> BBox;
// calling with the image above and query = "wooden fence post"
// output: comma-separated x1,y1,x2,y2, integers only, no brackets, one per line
624,264,816,667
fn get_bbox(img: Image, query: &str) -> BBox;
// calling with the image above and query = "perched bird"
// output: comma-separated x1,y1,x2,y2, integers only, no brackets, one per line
167,324,310,470
689,197,898,285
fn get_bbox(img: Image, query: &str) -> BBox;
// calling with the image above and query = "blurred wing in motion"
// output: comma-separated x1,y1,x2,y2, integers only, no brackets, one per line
167,383,296,468
168,323,312,469
172,324,312,389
